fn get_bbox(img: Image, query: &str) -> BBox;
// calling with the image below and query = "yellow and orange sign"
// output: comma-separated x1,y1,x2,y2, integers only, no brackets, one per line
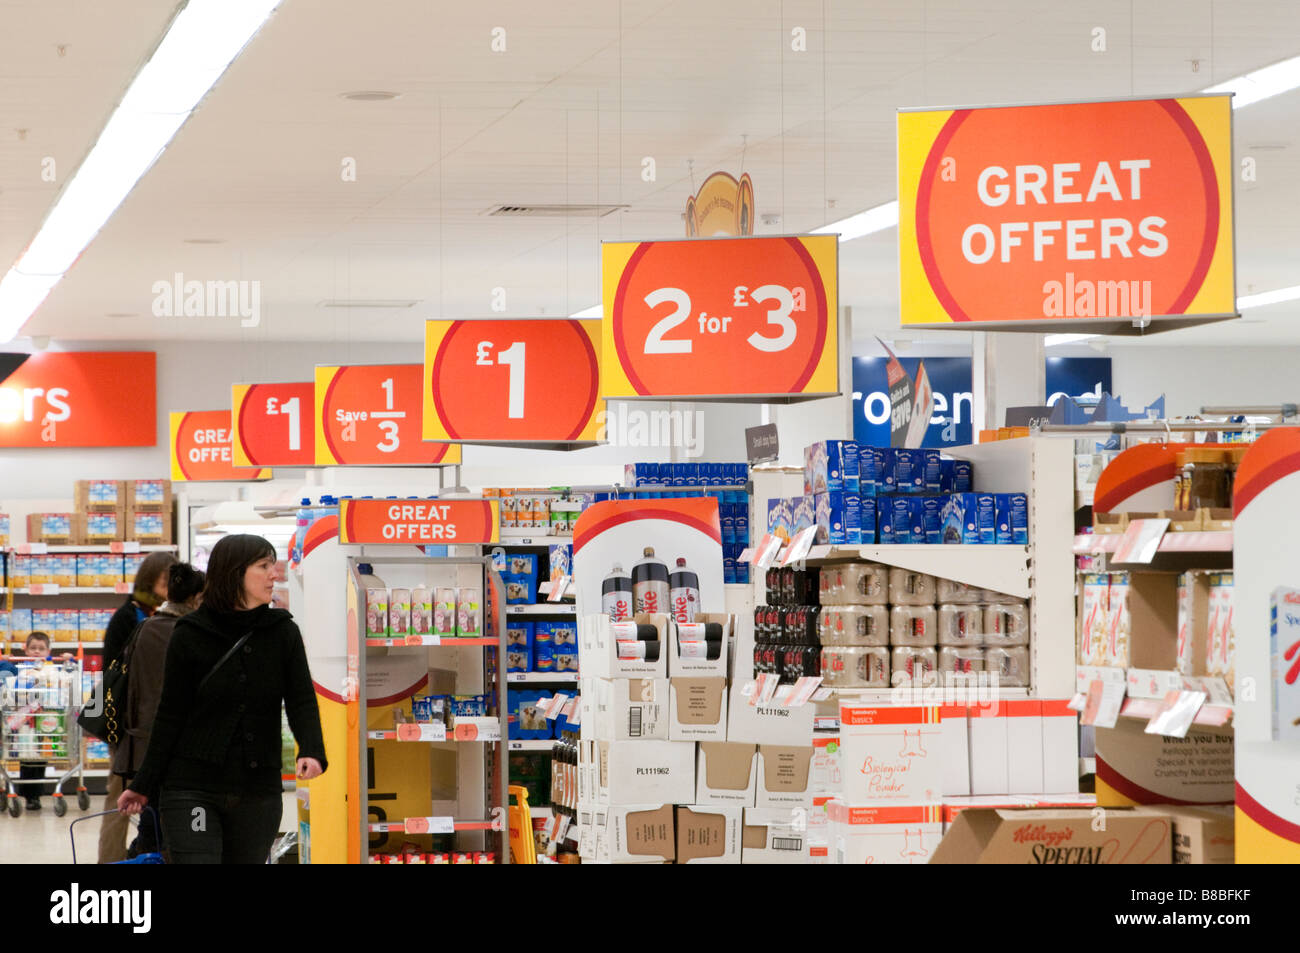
233,381,315,467
600,234,838,400
0,352,156,447
423,319,602,443
169,410,271,482
314,364,461,466
338,498,500,545
898,95,1234,329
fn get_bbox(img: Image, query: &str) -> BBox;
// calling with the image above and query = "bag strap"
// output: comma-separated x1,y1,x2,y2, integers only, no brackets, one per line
197,630,254,695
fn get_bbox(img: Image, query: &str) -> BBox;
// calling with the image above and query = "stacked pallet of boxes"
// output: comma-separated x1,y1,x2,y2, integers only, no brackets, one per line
574,609,814,863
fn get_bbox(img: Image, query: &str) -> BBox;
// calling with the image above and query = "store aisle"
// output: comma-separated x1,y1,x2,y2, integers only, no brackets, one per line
0,792,299,864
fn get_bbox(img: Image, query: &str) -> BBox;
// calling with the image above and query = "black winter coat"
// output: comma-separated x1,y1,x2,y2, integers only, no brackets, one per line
127,603,327,799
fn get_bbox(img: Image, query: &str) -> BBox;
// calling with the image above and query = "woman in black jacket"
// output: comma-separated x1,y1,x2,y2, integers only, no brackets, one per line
118,535,327,864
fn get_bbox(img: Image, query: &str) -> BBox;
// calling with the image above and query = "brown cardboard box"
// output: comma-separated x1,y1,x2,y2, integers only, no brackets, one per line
26,512,80,544
675,805,741,864
126,479,172,512
126,507,173,544
1136,805,1235,864
82,506,126,543
609,805,675,863
74,480,126,511
930,808,1172,864
1094,718,1234,807
1126,571,1180,670
696,742,758,806
756,745,814,807
668,676,727,741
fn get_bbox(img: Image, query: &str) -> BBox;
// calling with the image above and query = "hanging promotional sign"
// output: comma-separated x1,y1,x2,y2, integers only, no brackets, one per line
0,351,156,447
898,95,1234,332
315,363,461,466
232,380,315,467
337,498,500,545
422,319,602,444
169,410,271,482
684,171,755,237
601,234,838,400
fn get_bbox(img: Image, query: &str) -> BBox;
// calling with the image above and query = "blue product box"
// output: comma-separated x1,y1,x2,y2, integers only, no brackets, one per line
506,620,534,672
953,460,974,494
805,440,858,495
766,498,791,540
920,497,944,544
671,464,687,487
941,493,979,544
996,493,1029,545
736,562,750,585
792,496,815,535
721,506,736,544
857,445,878,497
975,494,998,544
859,497,877,544
843,441,861,493
723,555,737,584
890,496,914,544
734,463,749,486
923,450,943,494
814,490,861,545
736,511,749,542
877,503,895,544
892,448,925,494
868,447,888,496
939,459,955,494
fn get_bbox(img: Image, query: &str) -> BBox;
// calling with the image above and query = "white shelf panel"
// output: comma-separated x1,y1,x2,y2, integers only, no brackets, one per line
804,544,1032,599
7,587,126,595
506,672,579,684
4,544,177,554
508,740,555,751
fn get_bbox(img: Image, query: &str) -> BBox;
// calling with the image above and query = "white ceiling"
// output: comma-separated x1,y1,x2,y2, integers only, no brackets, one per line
3,0,1300,347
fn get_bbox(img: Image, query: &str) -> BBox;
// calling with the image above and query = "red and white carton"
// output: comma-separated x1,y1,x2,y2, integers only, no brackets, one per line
1041,699,1081,792
969,702,1009,795
1006,700,1044,794
836,703,943,804
938,705,971,796
827,801,944,865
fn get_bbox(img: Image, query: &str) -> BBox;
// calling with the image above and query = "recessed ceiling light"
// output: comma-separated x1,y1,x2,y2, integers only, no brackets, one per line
319,299,419,308
341,91,400,102
183,238,225,244
106,312,137,318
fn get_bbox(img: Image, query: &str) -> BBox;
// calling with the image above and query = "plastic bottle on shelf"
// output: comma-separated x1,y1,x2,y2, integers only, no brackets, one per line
602,563,633,621
631,547,669,615
289,497,311,568
669,557,700,625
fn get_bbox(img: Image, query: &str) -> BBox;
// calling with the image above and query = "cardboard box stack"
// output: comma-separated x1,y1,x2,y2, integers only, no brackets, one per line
124,479,173,544
574,609,815,863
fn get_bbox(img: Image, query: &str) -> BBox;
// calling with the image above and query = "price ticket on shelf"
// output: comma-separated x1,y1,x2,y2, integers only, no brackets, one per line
600,235,839,400
423,319,602,444
232,380,315,467
170,410,272,483
404,816,456,835
782,525,818,566
396,722,447,742
315,363,462,466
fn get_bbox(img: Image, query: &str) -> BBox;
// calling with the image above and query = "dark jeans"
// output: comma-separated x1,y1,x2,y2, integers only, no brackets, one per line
18,762,51,800
159,789,282,864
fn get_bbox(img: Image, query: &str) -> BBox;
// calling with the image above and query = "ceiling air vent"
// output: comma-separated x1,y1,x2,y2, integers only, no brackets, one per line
486,204,628,218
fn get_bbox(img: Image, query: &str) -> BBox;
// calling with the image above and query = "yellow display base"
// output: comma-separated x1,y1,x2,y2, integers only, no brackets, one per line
1236,807,1300,863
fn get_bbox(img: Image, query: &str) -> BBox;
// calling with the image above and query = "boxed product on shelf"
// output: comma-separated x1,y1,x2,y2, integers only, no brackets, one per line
581,738,696,805
814,490,861,545
836,704,944,803
668,676,728,741
1206,572,1235,691
49,554,77,587
506,620,533,672
765,498,792,543
675,805,742,864
410,585,432,635
580,677,669,741
9,609,32,640
0,512,8,547
669,614,732,677
941,493,996,545
994,493,1029,545
696,742,759,806
548,544,572,585
508,691,552,740
122,553,146,582
930,808,1173,864
533,622,555,673
388,588,412,637
79,609,114,642
74,480,126,510
579,613,669,679
589,804,677,864
126,509,171,544
742,807,811,864
551,622,579,673
81,510,121,542
804,440,858,495
26,512,79,545
726,683,815,746
1271,587,1300,743
455,587,482,638
940,705,971,796
125,479,171,511
827,802,944,865
791,495,814,536
1158,805,1235,864
365,587,389,637
755,744,814,807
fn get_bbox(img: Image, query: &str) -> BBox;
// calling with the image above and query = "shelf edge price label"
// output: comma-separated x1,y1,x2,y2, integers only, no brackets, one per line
600,234,838,400
232,381,316,467
169,410,272,483
404,816,455,835
315,363,462,466
396,722,446,742
423,319,602,443
339,498,500,545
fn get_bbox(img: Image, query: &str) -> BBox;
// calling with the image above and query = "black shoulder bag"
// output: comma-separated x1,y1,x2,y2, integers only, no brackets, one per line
197,630,255,695
77,619,145,746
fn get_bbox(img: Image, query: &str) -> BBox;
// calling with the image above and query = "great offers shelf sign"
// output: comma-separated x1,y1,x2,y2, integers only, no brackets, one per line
898,95,1234,333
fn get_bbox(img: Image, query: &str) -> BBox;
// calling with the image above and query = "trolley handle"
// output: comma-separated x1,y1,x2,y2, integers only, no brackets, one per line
69,806,161,865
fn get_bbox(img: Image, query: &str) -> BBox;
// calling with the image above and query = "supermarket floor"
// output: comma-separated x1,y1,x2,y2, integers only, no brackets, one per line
0,791,300,863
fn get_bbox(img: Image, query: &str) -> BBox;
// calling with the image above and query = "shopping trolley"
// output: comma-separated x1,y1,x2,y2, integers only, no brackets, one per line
0,657,92,817
71,808,165,864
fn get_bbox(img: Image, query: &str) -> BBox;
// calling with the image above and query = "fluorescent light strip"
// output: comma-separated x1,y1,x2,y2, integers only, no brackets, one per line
0,0,282,342
570,304,603,318
1203,53,1300,109
812,200,899,241
1237,284,1300,309
1044,333,1099,347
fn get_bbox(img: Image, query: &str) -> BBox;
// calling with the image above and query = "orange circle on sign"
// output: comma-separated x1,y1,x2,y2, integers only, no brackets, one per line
174,411,246,481
321,365,453,465
429,320,599,441
612,237,828,396
236,383,314,467
916,99,1219,322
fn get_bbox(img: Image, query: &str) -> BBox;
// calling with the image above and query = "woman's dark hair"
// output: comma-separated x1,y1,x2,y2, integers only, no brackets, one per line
167,562,206,605
133,550,178,598
202,534,277,613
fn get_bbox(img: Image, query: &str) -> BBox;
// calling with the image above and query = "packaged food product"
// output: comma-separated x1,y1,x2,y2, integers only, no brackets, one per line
365,589,389,638
938,646,985,675
890,646,938,687
887,567,937,606
937,604,984,646
820,645,889,688
982,587,1022,605
890,605,937,646
984,602,1030,647
819,563,888,606
434,588,457,637
985,646,1029,687
388,588,411,636
456,587,482,637
817,605,889,646
936,578,983,604
411,585,433,635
